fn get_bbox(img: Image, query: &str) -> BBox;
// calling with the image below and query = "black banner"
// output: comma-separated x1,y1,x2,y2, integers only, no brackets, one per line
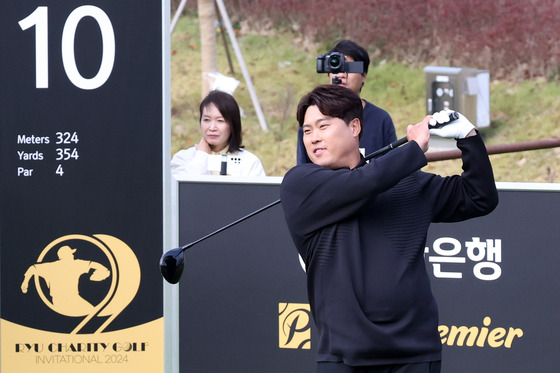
0,1,166,372
176,179,560,372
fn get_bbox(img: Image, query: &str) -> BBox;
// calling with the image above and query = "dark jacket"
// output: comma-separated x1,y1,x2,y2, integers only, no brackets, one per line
281,134,498,366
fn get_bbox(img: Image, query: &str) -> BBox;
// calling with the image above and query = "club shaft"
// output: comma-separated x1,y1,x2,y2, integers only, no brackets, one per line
181,199,282,251
364,136,408,161
178,137,409,252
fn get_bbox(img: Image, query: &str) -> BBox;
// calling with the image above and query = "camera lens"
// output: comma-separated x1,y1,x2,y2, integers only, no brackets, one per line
328,55,342,70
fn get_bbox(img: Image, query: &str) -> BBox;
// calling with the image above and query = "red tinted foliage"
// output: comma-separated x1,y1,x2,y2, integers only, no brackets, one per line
225,0,560,80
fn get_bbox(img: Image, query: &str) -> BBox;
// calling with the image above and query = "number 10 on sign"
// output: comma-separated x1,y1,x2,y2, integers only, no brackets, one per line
19,5,115,90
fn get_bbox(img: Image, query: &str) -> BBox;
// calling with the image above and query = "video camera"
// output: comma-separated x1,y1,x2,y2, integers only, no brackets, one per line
316,52,364,74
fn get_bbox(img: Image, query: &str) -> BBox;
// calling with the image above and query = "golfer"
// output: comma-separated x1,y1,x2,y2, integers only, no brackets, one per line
280,84,498,373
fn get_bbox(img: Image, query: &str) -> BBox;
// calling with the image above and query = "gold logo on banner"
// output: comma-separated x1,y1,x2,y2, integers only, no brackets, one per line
278,303,311,349
20,234,141,334
439,316,524,348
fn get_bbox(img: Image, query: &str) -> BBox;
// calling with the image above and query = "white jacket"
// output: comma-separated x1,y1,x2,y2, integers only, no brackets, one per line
171,147,266,177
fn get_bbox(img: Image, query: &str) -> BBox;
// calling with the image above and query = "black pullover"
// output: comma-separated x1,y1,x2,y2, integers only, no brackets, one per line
280,133,498,366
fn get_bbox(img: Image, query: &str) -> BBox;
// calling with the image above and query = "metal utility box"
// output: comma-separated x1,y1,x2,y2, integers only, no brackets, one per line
424,66,490,128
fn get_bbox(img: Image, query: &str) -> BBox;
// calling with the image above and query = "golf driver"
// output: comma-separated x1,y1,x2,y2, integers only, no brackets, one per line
159,135,408,284
160,111,460,284
160,199,281,284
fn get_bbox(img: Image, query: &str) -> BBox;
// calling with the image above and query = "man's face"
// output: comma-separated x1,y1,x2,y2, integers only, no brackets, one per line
302,105,361,170
329,55,367,95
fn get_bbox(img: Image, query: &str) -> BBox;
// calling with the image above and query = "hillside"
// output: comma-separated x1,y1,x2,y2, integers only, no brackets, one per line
170,15,560,182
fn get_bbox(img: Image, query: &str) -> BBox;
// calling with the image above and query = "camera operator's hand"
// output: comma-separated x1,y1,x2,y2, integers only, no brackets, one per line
429,111,476,139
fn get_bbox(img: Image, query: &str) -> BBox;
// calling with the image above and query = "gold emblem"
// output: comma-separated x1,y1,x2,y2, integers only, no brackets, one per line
278,303,311,349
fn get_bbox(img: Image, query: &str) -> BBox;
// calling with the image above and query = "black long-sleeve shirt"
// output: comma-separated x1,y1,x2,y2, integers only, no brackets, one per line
280,133,498,366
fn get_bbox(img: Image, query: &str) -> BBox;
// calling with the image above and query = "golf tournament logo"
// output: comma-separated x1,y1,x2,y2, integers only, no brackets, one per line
278,303,311,349
21,234,141,334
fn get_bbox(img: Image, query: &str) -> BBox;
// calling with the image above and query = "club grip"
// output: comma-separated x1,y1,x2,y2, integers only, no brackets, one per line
364,136,408,161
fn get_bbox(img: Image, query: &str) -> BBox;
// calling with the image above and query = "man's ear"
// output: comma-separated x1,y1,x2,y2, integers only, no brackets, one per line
350,118,361,138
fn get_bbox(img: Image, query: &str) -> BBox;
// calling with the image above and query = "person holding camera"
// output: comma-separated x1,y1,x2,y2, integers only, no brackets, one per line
297,40,397,164
282,84,498,372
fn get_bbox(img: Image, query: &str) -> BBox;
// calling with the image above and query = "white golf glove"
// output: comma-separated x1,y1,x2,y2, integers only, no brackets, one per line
429,111,475,139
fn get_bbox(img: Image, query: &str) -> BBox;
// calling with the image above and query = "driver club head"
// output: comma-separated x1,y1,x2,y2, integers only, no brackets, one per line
160,247,185,284
159,199,282,284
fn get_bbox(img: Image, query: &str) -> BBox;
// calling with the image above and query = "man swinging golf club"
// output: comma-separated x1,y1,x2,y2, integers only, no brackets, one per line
280,84,498,373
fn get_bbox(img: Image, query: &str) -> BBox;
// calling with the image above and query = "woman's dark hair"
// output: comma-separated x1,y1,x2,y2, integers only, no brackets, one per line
330,39,370,75
296,84,363,139
199,90,243,152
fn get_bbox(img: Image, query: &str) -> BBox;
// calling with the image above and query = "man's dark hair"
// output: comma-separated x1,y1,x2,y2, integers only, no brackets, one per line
330,39,370,75
297,84,363,139
199,90,243,152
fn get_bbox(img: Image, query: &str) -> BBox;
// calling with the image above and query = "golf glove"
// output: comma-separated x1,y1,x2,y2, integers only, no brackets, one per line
429,111,475,139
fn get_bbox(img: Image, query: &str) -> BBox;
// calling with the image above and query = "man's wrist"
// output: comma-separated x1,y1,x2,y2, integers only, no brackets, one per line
464,128,477,138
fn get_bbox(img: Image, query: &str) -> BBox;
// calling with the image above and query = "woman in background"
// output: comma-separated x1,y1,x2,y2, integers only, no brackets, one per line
171,90,266,177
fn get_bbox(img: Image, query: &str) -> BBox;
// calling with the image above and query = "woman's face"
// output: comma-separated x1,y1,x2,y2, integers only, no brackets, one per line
200,103,231,153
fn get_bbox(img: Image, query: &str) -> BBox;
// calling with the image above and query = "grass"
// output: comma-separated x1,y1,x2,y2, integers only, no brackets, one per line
171,15,560,182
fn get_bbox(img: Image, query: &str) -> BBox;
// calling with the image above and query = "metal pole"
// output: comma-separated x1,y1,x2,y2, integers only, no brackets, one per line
215,2,235,74
199,0,218,97
170,0,188,34
214,0,269,132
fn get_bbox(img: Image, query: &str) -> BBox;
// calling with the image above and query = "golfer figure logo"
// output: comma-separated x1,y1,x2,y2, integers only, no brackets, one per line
20,234,141,334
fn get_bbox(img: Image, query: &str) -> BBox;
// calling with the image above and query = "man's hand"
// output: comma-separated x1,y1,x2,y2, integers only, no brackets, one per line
407,116,431,153
429,111,476,139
